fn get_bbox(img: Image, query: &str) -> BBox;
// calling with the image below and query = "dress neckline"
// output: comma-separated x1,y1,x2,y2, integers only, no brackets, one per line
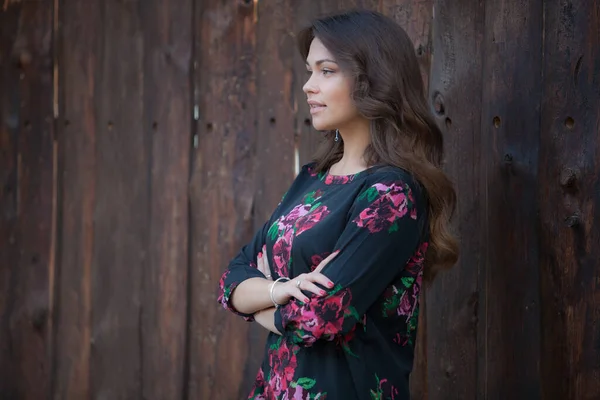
323,165,382,185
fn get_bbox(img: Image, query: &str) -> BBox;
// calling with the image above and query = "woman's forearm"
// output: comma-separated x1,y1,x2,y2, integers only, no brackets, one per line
254,307,282,335
230,277,275,314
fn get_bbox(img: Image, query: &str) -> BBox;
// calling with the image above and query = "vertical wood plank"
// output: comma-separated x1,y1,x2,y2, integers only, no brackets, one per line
140,1,192,399
539,1,600,399
89,1,146,398
479,0,544,397
188,0,258,398
427,0,484,398
379,0,433,92
0,1,54,399
377,3,434,398
53,0,100,397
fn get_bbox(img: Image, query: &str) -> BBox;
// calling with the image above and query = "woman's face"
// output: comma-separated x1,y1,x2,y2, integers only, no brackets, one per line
303,38,361,131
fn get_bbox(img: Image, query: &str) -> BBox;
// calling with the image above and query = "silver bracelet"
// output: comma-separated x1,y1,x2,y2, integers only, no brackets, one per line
269,277,290,308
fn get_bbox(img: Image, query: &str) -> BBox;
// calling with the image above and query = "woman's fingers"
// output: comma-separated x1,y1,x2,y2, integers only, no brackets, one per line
310,272,335,289
313,251,339,273
287,286,310,304
257,251,271,279
299,280,327,297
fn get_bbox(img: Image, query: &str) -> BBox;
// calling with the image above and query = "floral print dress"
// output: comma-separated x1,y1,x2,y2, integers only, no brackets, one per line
218,163,429,400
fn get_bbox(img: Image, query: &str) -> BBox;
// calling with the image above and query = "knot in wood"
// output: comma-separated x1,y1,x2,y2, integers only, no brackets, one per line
560,167,578,187
564,212,581,227
433,91,445,115
16,51,32,68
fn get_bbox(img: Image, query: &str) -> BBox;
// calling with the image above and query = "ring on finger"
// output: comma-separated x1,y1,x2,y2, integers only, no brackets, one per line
296,279,302,288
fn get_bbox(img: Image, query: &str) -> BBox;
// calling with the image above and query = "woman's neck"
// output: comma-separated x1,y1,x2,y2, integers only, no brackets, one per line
330,123,371,175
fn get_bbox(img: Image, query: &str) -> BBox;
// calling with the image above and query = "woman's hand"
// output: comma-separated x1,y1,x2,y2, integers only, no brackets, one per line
257,245,338,305
257,245,273,280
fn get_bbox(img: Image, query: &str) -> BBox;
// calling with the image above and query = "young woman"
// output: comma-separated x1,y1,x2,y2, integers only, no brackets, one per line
218,9,458,400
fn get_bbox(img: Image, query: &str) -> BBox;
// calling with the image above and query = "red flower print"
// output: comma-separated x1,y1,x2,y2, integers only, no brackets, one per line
294,205,330,236
353,183,416,233
309,252,332,271
268,340,298,396
324,174,355,185
217,270,231,309
281,203,312,226
272,229,294,276
404,242,428,275
280,287,354,345
247,368,267,399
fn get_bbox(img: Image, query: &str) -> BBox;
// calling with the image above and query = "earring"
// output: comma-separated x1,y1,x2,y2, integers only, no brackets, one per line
335,129,340,142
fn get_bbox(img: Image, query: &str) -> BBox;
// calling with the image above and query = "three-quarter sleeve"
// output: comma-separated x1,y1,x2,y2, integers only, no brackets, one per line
273,172,427,346
217,221,270,321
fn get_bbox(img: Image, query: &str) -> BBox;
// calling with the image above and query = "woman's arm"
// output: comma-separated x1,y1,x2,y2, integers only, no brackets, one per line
229,277,275,315
233,246,336,315
253,307,282,335
273,172,428,346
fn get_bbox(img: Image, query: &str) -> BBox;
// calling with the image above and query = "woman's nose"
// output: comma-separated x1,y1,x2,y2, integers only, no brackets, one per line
303,75,318,94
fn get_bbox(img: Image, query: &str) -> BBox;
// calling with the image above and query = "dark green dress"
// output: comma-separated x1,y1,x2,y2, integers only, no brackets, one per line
218,162,429,400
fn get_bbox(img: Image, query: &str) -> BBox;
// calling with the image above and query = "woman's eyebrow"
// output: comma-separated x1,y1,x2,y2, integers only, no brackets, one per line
305,59,338,66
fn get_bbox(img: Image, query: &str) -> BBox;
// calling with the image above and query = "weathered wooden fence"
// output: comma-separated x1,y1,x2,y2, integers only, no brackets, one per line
1,0,598,399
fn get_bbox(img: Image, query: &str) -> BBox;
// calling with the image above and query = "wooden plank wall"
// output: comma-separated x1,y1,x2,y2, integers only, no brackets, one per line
538,1,600,398
0,0,598,399
0,1,54,399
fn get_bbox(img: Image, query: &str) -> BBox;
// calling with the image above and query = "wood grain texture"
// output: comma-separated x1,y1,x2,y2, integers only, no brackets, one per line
0,1,54,399
52,0,100,396
140,1,192,399
480,0,544,398
427,0,485,399
89,1,147,398
479,0,543,399
539,1,600,399
188,0,259,398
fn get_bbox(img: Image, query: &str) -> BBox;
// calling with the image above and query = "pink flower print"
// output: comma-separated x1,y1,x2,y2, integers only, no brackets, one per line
247,368,267,399
405,242,428,275
272,228,294,276
280,204,311,227
353,182,416,233
268,340,298,396
280,287,354,345
294,205,330,236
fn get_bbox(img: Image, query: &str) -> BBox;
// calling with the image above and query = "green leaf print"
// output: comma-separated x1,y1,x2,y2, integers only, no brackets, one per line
294,377,316,389
358,186,380,203
370,389,383,400
304,190,319,204
342,342,359,358
269,336,284,350
401,276,415,289
382,288,401,317
348,305,360,321
267,221,280,241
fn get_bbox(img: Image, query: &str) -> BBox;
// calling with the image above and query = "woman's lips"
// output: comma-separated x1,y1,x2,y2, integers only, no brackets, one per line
309,105,326,114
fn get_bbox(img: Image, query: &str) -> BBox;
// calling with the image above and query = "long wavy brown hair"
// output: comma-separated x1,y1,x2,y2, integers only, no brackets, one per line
298,10,459,282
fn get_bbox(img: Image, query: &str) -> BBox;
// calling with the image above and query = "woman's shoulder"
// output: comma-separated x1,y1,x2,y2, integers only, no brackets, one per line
364,164,419,187
363,165,428,205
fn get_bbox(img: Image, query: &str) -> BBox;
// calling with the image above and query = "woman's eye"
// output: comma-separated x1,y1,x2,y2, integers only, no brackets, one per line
322,69,334,75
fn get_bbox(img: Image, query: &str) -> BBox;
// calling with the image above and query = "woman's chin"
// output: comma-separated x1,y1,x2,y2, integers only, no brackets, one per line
311,120,334,132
